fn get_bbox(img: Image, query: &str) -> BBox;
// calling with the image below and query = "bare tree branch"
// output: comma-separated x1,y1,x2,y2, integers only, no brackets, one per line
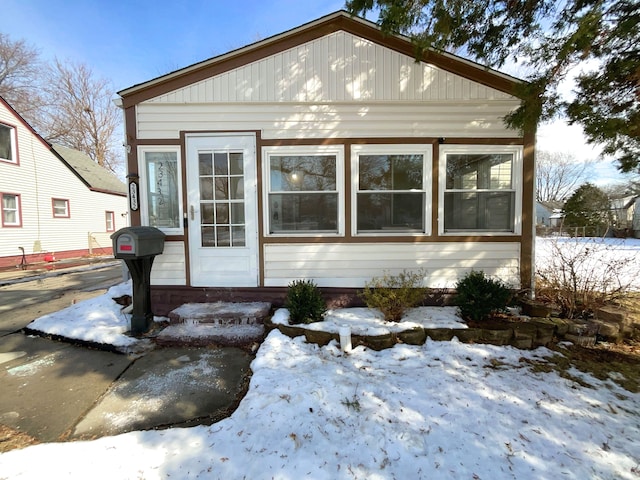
536,150,592,202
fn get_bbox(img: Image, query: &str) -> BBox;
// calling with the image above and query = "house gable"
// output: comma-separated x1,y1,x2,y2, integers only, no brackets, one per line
119,11,521,106
146,30,516,105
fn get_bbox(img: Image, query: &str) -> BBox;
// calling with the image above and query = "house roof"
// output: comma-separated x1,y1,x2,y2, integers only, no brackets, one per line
118,10,523,107
610,195,639,210
52,144,127,197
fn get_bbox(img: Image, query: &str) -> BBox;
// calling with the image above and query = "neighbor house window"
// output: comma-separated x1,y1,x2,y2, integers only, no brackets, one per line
1,193,21,227
52,198,70,218
140,148,182,233
105,211,115,232
0,123,18,164
263,146,344,235
440,145,522,234
352,145,432,235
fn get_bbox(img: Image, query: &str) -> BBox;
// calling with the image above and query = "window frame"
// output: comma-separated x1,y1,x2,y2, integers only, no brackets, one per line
138,146,184,235
438,144,523,236
1,192,22,227
52,198,70,218
351,144,432,237
0,122,18,165
105,211,115,232
262,145,345,237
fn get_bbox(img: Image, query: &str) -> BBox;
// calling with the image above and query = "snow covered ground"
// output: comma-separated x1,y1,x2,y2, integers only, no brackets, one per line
1,237,639,479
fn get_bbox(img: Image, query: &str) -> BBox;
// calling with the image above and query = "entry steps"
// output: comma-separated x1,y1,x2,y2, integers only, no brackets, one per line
156,302,271,348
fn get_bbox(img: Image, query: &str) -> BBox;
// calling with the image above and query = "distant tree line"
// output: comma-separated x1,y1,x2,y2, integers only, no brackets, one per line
0,33,122,175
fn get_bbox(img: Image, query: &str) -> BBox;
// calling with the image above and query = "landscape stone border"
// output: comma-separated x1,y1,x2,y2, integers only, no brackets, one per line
263,317,590,351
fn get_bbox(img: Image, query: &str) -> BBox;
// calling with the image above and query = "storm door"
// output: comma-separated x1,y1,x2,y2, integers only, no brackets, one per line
186,134,258,286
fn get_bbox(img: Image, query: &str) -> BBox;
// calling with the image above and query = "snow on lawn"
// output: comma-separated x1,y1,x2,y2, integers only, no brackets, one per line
2,236,639,478
1,332,639,479
535,236,640,290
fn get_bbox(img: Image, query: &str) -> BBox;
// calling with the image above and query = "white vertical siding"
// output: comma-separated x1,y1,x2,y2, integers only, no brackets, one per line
0,103,128,260
147,32,515,105
263,242,521,289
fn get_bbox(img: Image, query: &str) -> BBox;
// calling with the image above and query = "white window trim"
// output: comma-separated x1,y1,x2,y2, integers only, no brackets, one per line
0,123,18,164
438,144,523,236
351,144,433,237
138,145,183,235
262,145,345,237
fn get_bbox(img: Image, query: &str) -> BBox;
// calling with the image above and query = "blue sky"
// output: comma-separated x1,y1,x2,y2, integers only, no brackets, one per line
3,0,632,185
3,0,348,90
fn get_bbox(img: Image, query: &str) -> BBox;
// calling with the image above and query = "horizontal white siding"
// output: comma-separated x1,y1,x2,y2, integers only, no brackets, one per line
263,242,521,289
150,241,186,286
136,101,520,140
0,104,128,259
148,31,514,104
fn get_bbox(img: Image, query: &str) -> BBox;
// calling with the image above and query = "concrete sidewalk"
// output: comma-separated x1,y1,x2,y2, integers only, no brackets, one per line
0,255,122,287
0,333,253,448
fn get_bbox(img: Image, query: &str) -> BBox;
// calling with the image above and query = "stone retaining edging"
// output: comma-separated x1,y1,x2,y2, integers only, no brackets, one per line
263,317,581,351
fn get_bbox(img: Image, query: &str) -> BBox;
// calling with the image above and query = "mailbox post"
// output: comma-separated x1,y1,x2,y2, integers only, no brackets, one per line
111,226,166,335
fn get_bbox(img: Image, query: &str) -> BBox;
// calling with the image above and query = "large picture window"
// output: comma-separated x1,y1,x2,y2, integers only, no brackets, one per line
0,123,17,164
440,145,522,234
140,148,182,233
263,146,344,235
352,145,431,235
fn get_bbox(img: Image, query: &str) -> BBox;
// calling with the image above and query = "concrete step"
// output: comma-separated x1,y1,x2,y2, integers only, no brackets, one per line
159,302,272,347
168,302,272,325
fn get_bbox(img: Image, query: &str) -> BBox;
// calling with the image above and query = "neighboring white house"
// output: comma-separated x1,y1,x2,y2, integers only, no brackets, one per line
117,11,536,312
0,96,128,268
610,195,639,232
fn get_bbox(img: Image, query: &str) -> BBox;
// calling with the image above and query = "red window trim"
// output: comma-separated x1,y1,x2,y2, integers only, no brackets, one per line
0,121,20,166
52,198,71,218
1,192,22,227
105,210,115,232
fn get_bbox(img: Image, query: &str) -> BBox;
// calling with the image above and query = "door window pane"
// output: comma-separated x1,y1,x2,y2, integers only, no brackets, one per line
199,150,246,247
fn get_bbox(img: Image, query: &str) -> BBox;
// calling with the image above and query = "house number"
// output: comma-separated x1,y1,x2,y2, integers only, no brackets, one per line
129,181,139,211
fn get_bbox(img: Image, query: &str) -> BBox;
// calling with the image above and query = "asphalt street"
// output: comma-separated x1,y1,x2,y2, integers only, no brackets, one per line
0,263,124,335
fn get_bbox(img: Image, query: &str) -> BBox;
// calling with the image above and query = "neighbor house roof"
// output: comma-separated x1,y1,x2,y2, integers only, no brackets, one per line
118,10,524,107
52,144,127,197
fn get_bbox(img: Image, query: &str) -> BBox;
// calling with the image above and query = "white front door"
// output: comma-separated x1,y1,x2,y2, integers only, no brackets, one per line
186,134,258,287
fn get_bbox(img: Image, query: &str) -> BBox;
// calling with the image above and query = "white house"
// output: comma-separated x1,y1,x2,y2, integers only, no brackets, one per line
0,97,128,268
117,11,535,312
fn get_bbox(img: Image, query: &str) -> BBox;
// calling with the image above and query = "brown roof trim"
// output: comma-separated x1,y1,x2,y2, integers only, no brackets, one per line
89,187,128,197
0,96,52,151
118,11,523,107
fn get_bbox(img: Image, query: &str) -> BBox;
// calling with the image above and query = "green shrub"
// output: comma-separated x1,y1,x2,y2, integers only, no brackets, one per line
285,279,327,324
455,270,513,322
360,270,429,322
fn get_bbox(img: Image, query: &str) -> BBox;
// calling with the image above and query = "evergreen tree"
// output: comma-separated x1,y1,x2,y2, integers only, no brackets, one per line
563,183,611,234
347,0,640,173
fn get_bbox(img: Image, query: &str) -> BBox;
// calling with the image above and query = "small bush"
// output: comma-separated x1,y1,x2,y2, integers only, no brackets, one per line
360,270,429,322
285,279,327,324
535,237,635,319
455,270,513,322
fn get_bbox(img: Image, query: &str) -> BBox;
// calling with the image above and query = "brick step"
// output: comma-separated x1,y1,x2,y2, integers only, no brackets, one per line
159,302,272,347
168,302,272,325
156,323,265,348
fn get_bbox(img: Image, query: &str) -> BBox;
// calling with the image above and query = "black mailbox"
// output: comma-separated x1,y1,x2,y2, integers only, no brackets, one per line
111,226,166,335
112,226,165,259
